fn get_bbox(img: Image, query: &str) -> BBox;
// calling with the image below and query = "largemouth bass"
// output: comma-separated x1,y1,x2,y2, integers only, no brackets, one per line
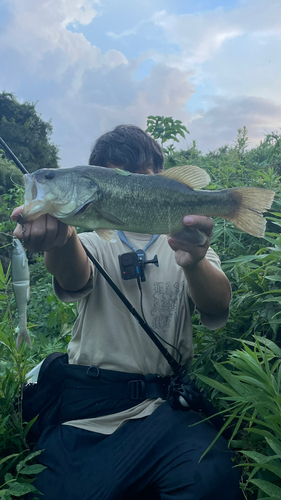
11,238,31,348
21,164,275,241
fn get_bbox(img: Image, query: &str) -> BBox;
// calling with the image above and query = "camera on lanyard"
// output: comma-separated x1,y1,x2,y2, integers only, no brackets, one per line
118,250,159,282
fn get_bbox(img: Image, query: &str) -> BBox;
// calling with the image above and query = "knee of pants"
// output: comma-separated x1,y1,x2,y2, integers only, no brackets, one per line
157,440,242,500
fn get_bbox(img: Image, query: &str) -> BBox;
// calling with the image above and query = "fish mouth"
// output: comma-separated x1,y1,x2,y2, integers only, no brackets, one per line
21,171,96,222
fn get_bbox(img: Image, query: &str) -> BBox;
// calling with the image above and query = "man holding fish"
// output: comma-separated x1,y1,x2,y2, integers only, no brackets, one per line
11,125,257,499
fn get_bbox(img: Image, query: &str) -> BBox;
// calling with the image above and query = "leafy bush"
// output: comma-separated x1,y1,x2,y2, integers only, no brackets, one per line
0,261,46,499
196,337,281,500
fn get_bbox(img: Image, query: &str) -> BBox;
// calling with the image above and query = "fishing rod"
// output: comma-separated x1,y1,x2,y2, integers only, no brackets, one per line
0,136,29,174
6,138,232,439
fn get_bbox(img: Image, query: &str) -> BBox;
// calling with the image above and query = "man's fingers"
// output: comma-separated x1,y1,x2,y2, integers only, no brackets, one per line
44,215,61,251
13,222,26,241
11,205,24,221
46,217,69,249
183,215,214,237
12,213,69,253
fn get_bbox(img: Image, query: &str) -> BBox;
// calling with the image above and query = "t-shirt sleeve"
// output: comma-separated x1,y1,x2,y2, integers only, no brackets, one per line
53,233,97,303
198,247,230,330
205,247,222,270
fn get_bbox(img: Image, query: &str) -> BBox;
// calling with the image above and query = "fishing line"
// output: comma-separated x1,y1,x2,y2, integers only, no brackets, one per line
9,170,25,189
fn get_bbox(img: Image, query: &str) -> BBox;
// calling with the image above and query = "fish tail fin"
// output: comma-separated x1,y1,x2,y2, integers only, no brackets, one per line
227,188,275,237
16,329,32,349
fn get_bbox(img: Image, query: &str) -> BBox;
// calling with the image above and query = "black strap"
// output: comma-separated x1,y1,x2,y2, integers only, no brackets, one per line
64,372,171,401
22,353,171,438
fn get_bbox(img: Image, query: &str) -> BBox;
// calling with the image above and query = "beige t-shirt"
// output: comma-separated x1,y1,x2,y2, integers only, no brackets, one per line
54,232,226,434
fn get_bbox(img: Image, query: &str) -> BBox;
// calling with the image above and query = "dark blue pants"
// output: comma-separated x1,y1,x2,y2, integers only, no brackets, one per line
30,401,242,500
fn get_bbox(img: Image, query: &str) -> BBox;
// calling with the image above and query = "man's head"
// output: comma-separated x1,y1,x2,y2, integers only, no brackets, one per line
89,125,164,174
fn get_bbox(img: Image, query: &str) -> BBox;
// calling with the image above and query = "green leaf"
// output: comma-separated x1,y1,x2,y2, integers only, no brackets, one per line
0,454,20,466
256,336,281,357
196,374,237,396
20,464,46,475
16,450,44,472
256,497,280,500
114,168,131,176
8,482,37,496
237,375,269,391
4,473,14,484
241,450,281,465
250,479,281,497
266,437,281,456
23,415,38,438
213,363,248,395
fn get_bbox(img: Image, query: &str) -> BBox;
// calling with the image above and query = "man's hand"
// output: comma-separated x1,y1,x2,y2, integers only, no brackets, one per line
168,215,214,268
11,206,91,291
11,206,73,253
168,215,231,327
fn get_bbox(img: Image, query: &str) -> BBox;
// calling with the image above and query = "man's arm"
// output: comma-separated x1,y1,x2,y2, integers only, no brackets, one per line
168,215,231,323
11,207,91,291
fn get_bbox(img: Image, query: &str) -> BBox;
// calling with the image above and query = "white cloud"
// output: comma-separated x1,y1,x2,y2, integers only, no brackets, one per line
149,0,281,99
0,0,127,81
45,62,194,166
107,19,148,40
0,0,280,167
190,96,281,152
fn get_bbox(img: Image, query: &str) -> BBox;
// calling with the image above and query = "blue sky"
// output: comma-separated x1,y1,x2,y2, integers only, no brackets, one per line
0,0,280,167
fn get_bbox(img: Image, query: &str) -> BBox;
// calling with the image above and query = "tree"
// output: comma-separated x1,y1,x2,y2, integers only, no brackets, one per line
0,150,24,195
146,115,189,156
0,92,60,174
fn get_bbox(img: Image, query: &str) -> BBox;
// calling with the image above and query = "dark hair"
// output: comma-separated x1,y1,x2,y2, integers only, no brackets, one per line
89,125,164,173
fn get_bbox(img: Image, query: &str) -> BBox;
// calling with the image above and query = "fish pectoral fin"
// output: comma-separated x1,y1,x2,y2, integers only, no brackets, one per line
96,208,124,225
170,227,207,246
158,165,211,189
95,229,117,242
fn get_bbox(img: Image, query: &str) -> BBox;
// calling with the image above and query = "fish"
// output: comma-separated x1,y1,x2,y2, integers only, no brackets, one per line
20,164,275,243
11,237,31,348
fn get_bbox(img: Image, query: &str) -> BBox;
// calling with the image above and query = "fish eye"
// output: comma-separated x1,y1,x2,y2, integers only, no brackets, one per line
45,171,55,180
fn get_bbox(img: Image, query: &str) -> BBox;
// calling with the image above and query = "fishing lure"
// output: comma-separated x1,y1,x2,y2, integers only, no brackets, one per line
11,237,31,348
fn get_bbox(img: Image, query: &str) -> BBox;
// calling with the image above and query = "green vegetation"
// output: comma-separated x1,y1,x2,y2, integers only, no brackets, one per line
0,110,280,498
0,92,59,174
146,115,189,156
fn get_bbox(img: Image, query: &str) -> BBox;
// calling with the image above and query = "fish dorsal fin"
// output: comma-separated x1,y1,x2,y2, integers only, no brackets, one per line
158,165,210,189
